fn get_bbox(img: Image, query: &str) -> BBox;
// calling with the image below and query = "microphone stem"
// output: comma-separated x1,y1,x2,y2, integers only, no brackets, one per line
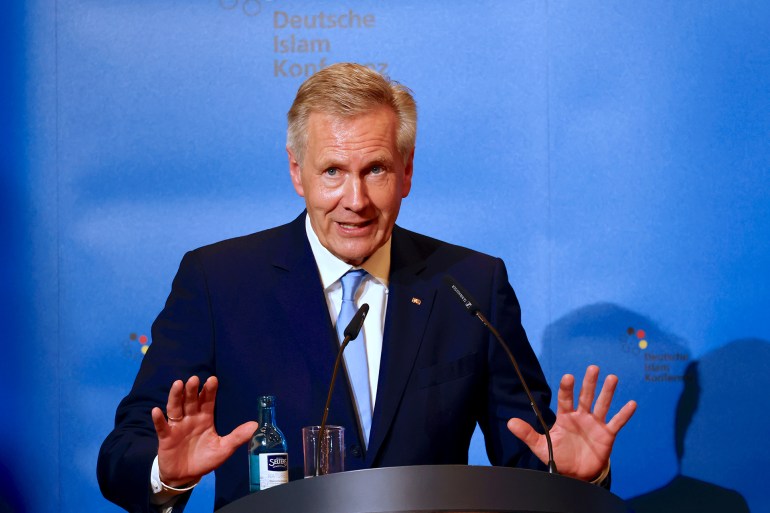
476,311,558,474
316,303,369,476
316,335,351,476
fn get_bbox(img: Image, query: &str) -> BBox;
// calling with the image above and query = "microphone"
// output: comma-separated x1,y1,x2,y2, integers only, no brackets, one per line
443,275,558,474
443,275,480,316
343,303,369,340
316,303,369,476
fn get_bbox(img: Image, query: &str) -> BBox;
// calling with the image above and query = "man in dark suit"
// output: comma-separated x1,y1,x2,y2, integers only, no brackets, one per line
98,63,636,512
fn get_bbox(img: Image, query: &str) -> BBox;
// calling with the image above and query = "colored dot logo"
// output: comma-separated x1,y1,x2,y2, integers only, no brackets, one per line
626,327,648,350
620,326,650,355
129,332,151,356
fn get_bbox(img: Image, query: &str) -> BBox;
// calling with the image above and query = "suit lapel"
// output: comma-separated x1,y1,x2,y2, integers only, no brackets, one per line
270,214,344,411
366,226,437,465
270,213,364,446
270,214,333,347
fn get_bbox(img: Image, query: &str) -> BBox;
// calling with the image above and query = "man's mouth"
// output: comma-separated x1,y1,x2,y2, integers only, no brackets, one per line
337,220,373,229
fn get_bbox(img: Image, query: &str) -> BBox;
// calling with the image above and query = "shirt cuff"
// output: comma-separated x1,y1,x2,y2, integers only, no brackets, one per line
150,455,200,505
589,459,611,485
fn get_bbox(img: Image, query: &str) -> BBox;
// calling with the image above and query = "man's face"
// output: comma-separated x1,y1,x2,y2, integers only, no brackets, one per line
288,107,414,265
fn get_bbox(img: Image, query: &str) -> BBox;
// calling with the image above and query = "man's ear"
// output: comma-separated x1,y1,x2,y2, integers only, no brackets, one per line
287,146,305,197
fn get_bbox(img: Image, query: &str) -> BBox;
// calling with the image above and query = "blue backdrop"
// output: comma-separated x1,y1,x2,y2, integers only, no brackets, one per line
5,1,770,512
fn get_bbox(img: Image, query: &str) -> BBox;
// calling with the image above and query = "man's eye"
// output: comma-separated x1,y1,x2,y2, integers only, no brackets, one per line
370,165,384,175
324,168,339,176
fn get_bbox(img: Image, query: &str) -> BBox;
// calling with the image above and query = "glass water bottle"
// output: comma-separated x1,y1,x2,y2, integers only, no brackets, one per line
248,395,289,492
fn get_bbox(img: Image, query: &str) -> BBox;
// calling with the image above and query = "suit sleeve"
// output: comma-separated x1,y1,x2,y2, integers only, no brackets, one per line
477,257,555,470
97,251,216,513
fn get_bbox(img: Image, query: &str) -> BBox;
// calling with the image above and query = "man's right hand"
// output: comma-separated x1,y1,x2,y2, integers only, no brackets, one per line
151,375,259,487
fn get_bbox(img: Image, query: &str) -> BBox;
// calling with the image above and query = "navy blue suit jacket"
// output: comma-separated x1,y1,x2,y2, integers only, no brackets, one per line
98,213,554,512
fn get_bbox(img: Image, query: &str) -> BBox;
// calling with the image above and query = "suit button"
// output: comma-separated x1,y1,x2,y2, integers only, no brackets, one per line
350,445,362,458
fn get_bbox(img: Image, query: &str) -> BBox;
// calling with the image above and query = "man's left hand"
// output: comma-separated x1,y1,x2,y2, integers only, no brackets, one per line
507,365,637,482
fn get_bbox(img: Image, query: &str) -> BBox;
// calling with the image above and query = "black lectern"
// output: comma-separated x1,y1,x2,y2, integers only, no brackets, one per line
216,465,628,513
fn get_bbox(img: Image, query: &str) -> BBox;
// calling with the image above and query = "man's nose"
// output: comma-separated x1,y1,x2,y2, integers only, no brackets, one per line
342,175,369,211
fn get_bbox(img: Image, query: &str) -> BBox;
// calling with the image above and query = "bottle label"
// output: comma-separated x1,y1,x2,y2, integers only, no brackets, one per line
259,453,289,489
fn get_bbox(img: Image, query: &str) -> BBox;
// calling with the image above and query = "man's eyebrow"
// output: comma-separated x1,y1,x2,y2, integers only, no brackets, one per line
365,155,393,167
316,155,346,169
315,151,394,169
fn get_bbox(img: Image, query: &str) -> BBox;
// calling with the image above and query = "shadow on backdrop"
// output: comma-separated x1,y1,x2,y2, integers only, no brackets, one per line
683,338,770,512
627,357,750,512
541,303,691,498
635,339,770,512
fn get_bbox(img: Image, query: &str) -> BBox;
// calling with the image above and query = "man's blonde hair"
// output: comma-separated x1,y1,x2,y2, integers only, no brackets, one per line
287,63,417,164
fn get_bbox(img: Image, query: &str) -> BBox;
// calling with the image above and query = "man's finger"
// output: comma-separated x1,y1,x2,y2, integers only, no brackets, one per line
577,365,600,413
199,376,219,416
507,418,540,448
183,375,202,416
166,379,185,421
607,400,638,434
593,374,618,422
151,407,168,437
557,374,575,414
223,421,260,451
507,418,545,462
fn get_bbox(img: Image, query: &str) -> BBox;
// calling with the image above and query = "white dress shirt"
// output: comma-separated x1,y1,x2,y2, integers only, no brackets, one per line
304,214,390,411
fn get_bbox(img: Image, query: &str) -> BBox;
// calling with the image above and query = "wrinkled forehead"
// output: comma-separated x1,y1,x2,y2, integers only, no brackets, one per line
305,107,398,143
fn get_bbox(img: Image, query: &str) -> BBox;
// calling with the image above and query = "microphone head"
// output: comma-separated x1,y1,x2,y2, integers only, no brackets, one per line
443,275,480,315
343,303,369,340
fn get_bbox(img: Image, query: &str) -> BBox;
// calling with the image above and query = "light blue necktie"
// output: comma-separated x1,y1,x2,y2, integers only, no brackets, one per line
336,269,372,446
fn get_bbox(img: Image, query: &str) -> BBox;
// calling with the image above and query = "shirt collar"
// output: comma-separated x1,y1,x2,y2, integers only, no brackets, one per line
305,214,391,290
